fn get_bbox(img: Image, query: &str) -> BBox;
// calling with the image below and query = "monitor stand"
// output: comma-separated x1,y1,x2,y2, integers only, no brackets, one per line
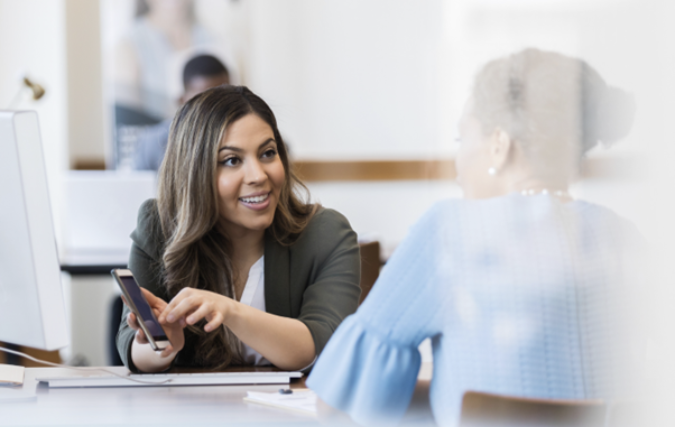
0,364,25,386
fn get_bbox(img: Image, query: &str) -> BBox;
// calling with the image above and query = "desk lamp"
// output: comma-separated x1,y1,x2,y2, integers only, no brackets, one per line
6,76,46,109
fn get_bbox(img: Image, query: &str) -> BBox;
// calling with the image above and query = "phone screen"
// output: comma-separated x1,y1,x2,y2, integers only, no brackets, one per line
119,276,167,340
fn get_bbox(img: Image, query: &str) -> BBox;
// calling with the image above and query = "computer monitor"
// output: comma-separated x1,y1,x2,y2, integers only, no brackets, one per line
0,110,68,351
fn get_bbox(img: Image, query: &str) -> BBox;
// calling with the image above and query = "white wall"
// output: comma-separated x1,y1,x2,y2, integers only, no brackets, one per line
307,180,462,256
245,0,448,160
240,0,655,249
0,0,68,245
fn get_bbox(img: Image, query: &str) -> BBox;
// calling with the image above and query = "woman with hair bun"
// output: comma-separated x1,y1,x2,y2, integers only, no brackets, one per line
116,85,361,373
308,49,642,426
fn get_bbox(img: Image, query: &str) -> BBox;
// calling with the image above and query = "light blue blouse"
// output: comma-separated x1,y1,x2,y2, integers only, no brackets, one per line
307,194,642,426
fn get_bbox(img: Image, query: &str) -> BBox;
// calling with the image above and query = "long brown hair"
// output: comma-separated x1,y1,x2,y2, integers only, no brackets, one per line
157,85,316,369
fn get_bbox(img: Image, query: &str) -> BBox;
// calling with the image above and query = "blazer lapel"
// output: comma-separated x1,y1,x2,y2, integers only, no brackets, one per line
264,233,292,317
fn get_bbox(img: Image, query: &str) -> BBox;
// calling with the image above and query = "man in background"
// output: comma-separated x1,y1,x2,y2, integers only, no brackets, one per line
133,54,230,171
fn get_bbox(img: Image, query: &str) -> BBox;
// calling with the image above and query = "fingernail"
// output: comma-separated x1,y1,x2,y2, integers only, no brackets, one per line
167,314,174,322
187,316,193,324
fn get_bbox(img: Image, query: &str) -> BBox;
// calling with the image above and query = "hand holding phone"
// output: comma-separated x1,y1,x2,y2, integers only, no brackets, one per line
124,294,185,359
112,269,184,354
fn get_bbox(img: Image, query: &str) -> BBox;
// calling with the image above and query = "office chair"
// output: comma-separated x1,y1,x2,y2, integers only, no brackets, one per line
358,240,381,305
459,391,607,427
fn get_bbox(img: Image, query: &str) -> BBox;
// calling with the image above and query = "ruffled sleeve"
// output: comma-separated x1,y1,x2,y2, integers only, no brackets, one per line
306,315,421,426
307,201,454,425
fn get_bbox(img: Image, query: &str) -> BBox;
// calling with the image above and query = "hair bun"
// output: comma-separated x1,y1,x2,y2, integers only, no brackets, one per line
586,85,636,149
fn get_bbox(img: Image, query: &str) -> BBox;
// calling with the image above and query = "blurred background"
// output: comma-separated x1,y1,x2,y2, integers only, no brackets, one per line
1,0,673,408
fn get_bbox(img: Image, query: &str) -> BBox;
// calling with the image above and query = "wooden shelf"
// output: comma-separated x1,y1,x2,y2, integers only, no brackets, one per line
293,157,639,182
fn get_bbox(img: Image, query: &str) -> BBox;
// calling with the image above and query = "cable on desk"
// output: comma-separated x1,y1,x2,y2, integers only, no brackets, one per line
0,346,171,385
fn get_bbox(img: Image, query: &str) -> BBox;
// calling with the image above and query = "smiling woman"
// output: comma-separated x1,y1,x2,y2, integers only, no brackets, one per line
116,85,361,373
216,114,286,238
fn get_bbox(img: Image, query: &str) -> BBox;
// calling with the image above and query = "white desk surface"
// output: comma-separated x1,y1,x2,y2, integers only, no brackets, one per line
0,365,436,426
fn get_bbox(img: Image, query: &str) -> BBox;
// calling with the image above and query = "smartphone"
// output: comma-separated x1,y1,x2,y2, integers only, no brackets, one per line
111,269,169,352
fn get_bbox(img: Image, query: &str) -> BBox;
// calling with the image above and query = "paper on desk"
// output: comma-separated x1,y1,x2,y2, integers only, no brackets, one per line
0,366,36,402
0,364,25,386
244,389,317,415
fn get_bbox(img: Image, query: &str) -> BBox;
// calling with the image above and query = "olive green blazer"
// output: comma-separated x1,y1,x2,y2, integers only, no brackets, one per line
116,199,361,372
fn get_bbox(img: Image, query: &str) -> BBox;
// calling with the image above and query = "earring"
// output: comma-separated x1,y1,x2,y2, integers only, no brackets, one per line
488,167,497,176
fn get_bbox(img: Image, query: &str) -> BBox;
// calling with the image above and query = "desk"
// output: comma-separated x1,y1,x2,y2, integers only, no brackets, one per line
0,364,436,426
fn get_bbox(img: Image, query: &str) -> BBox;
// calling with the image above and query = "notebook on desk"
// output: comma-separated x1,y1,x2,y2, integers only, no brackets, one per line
35,366,303,388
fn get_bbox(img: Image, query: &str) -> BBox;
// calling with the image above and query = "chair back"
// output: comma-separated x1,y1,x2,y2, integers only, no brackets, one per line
459,391,606,427
358,241,381,305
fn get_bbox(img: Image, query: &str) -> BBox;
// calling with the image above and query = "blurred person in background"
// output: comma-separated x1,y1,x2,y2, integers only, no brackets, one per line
134,54,230,171
307,48,642,426
115,0,212,122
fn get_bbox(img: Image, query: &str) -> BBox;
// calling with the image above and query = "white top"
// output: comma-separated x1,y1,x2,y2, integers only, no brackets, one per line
238,256,270,365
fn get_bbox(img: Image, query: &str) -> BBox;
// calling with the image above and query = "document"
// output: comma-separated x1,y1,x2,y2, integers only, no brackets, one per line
0,364,24,386
0,366,36,402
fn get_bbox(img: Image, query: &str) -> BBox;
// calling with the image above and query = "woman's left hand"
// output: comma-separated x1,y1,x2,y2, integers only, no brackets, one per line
158,288,234,333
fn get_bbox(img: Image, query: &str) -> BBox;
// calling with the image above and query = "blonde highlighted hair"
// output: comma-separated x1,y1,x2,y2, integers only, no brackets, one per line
471,48,635,180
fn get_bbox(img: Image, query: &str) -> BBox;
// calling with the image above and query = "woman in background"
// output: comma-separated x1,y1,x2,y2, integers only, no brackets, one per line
307,48,642,426
117,85,360,373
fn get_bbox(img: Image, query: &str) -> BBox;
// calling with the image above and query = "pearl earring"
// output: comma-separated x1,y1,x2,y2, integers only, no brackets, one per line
488,167,497,176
